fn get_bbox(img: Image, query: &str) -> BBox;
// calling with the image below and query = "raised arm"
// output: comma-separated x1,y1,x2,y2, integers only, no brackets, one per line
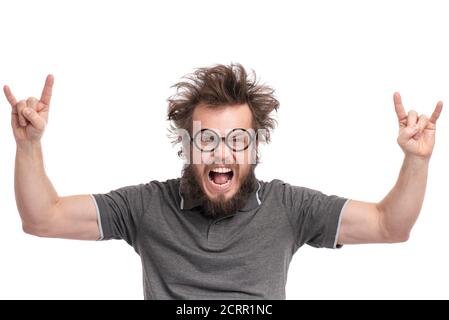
4,75,100,240
337,92,443,245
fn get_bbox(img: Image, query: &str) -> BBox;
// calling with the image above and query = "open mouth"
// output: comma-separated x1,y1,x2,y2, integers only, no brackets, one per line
207,167,234,188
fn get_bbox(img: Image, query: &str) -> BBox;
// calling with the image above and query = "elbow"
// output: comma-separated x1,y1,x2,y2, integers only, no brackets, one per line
385,230,410,243
377,206,412,244
22,222,53,238
20,206,58,238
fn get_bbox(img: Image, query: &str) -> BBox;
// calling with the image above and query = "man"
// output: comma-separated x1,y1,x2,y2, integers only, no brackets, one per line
3,64,443,299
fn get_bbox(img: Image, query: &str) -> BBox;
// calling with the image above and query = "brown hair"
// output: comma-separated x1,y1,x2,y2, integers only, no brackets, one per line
167,63,279,149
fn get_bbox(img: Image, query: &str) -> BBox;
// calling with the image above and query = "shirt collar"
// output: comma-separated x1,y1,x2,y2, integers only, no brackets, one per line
179,179,262,212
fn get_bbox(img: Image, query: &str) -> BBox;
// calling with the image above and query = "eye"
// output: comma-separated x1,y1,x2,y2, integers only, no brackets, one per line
201,134,215,143
231,135,245,143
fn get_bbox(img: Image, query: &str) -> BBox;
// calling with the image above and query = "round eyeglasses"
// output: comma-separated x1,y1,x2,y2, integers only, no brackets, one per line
193,128,255,152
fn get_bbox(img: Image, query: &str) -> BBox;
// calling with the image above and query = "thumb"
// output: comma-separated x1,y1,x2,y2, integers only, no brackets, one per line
22,107,46,131
398,125,419,142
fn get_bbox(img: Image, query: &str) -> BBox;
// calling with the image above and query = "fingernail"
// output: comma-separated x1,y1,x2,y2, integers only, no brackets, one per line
24,109,31,115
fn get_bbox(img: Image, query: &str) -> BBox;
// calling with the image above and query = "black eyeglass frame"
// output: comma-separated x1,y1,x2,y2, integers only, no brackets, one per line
192,128,256,152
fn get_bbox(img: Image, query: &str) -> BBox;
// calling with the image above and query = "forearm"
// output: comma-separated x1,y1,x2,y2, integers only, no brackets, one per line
15,141,59,229
377,155,429,239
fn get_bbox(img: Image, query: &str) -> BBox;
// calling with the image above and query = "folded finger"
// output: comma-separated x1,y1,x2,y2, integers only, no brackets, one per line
16,100,27,126
22,107,46,131
407,110,418,127
414,114,429,140
26,97,39,110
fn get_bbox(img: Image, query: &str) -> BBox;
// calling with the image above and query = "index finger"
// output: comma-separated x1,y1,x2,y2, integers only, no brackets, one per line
393,92,407,122
430,101,443,124
3,85,18,107
40,74,54,105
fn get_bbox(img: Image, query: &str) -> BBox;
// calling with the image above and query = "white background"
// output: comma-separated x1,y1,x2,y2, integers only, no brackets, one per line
1,0,448,299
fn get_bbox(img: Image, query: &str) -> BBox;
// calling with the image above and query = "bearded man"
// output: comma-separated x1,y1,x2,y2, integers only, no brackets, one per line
3,63,443,299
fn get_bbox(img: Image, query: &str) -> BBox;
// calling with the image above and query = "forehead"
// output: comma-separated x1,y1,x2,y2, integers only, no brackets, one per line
192,103,253,132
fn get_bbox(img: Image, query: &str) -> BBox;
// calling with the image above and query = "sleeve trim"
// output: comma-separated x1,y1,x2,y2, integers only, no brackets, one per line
333,198,351,249
90,194,104,241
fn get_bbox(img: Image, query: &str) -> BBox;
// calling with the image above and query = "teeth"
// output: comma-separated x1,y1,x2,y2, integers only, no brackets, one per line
211,167,232,173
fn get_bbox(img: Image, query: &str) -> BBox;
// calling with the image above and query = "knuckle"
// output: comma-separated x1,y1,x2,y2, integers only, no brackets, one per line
26,97,38,106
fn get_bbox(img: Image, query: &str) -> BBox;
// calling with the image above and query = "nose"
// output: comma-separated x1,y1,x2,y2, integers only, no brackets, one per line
214,138,233,164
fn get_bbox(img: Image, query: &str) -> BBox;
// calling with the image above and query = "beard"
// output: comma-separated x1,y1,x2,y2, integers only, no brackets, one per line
180,164,257,219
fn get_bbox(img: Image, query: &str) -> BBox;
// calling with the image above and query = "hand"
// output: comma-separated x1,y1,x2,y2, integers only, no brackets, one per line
394,92,443,159
3,75,54,145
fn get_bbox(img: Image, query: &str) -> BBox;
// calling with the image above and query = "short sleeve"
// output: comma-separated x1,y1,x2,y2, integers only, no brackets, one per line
281,182,349,249
91,184,148,246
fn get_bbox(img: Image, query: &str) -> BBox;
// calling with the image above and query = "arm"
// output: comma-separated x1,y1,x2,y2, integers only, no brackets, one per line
4,76,100,240
338,92,443,245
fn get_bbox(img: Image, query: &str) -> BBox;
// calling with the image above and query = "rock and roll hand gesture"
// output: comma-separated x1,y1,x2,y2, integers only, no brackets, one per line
394,92,443,159
3,75,54,144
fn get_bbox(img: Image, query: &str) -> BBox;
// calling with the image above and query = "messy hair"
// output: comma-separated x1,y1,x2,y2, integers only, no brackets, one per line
167,63,280,151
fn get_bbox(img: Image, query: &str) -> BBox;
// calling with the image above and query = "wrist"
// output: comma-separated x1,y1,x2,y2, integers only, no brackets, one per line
16,140,42,154
404,154,430,169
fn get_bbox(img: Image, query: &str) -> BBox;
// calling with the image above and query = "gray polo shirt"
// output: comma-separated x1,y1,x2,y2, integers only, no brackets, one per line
92,178,349,299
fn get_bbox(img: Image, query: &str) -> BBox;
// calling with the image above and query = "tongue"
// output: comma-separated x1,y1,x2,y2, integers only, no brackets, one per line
212,173,230,185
